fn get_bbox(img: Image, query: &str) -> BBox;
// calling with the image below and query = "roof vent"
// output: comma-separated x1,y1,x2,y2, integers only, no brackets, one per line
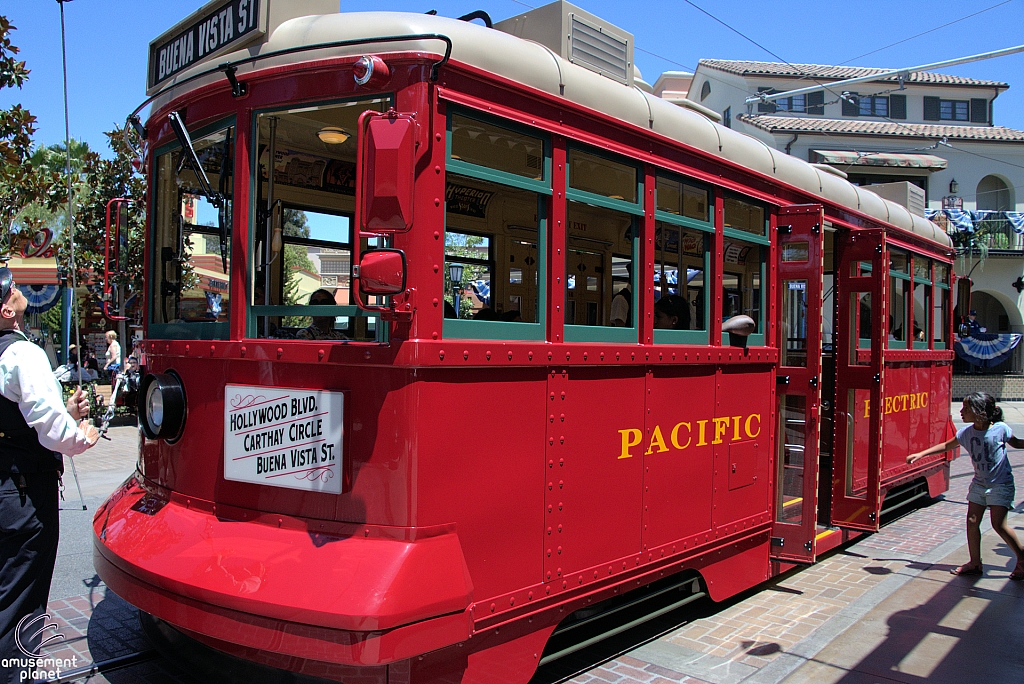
863,181,926,217
495,1,634,86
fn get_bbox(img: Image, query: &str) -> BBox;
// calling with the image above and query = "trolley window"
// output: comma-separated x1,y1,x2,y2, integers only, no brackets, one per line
653,172,713,344
722,238,765,346
248,97,389,341
151,120,234,339
444,111,549,340
912,255,931,350
888,249,910,349
565,147,642,343
933,262,950,349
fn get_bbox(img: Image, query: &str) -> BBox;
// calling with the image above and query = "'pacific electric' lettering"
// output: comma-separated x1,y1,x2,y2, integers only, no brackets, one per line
618,412,761,459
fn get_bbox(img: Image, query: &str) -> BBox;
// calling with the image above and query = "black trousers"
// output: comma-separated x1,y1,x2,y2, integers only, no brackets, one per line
0,472,59,684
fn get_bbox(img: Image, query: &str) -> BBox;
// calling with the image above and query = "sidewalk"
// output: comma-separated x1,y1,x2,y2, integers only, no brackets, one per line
36,403,1024,683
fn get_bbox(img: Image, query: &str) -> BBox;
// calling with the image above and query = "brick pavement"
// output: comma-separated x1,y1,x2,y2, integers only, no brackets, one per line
33,403,1024,683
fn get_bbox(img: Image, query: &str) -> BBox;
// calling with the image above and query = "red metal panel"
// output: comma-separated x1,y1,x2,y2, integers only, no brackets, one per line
770,204,824,563
882,363,911,472
908,363,932,457
642,368,716,549
547,367,644,582
549,138,567,344
713,369,773,528
413,368,547,601
832,229,885,531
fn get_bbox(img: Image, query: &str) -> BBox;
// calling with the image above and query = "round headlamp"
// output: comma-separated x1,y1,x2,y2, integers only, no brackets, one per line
138,372,186,442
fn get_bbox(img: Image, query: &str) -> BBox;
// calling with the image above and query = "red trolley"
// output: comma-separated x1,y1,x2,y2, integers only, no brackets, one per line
94,2,958,682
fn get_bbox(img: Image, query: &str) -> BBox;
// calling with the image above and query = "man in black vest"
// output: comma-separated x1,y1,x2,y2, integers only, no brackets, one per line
0,268,97,682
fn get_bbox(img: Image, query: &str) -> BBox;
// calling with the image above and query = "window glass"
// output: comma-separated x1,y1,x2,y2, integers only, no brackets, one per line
777,394,807,524
656,176,709,222
450,114,544,180
723,196,765,236
851,292,872,365
940,100,969,121
568,149,637,203
935,262,950,284
653,222,706,332
722,238,763,335
913,281,929,346
444,178,540,323
889,277,907,348
889,250,909,274
566,201,633,327
933,287,949,346
152,124,234,337
914,257,931,281
251,98,388,340
781,279,808,367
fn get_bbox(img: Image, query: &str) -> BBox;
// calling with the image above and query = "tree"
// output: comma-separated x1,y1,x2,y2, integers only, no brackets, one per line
0,15,64,254
281,208,317,327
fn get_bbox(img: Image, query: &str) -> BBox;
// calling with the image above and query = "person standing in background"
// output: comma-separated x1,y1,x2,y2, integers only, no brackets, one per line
103,331,121,383
0,268,98,683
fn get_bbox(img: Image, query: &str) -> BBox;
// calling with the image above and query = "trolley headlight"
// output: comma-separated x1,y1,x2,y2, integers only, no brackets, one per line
138,372,185,442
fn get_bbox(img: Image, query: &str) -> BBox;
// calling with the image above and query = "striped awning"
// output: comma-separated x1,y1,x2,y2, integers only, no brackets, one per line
813,150,949,170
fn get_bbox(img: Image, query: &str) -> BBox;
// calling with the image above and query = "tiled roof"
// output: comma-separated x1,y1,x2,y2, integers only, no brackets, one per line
698,59,1008,88
736,114,1024,141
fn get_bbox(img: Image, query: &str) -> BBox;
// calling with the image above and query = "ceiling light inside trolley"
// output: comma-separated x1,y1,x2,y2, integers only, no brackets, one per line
317,127,351,145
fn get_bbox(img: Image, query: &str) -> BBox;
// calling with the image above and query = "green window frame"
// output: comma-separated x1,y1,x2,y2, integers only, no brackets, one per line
887,249,911,350
911,255,932,350
653,172,714,345
443,109,550,341
721,195,768,347
150,116,236,341
564,145,643,343
933,262,950,350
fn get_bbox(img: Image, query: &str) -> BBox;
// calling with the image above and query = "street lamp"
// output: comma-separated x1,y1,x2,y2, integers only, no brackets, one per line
448,263,464,318
949,178,959,195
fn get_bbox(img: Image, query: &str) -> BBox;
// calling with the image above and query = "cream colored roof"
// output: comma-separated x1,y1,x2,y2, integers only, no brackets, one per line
152,11,951,249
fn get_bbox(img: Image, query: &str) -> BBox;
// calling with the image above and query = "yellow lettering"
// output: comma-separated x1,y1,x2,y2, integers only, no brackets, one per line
909,394,918,410
732,415,742,441
744,414,761,438
618,429,642,459
902,395,909,412
884,396,893,414
645,425,669,455
696,420,708,446
920,392,928,408
671,422,691,450
712,417,731,445
864,399,870,418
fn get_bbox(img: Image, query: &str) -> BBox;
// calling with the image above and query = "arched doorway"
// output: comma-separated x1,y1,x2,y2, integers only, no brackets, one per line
976,175,1013,211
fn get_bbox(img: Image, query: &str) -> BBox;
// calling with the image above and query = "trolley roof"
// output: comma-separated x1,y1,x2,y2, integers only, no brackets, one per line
151,10,952,250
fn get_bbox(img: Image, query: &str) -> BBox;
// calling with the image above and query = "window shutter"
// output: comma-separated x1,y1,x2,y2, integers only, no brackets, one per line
923,96,940,121
889,94,906,119
807,91,824,115
841,92,859,116
970,98,989,123
757,87,777,113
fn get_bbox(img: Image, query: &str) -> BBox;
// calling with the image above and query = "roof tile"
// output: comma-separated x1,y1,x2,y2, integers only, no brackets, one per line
737,114,1024,141
699,59,1008,88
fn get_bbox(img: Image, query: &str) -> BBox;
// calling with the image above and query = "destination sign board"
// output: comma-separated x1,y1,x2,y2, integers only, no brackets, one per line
148,0,266,94
223,384,344,494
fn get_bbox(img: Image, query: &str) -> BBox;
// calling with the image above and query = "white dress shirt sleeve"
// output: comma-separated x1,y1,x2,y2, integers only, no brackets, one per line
0,339,91,456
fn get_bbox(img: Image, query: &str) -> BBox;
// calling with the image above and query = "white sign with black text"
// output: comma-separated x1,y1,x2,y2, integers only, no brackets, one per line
224,385,343,494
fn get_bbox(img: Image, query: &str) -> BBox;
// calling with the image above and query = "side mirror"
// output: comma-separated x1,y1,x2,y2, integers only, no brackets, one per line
723,315,756,348
358,110,416,233
357,249,406,296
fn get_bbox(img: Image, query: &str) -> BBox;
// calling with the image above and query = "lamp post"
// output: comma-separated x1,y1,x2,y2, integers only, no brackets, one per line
449,263,464,318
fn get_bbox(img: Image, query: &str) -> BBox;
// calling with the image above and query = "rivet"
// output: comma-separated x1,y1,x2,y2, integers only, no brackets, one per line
185,344,190,354
210,345,215,356
434,198,441,207
433,332,438,339
508,351,513,360
548,352,553,360
435,132,442,141
439,350,445,360
240,346,247,357
463,350,469,360
318,349,325,359
510,597,515,606
435,165,441,173
277,347,284,358
583,352,588,360
490,603,496,612
528,352,533,360
433,231,440,239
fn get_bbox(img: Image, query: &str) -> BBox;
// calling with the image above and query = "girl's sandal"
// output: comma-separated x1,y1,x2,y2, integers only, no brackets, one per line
1010,565,1024,581
950,564,983,576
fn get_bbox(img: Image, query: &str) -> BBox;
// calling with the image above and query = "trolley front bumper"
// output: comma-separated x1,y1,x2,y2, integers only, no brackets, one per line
92,476,474,666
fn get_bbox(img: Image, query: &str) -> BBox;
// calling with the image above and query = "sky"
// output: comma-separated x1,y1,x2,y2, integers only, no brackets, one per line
3,0,1024,157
